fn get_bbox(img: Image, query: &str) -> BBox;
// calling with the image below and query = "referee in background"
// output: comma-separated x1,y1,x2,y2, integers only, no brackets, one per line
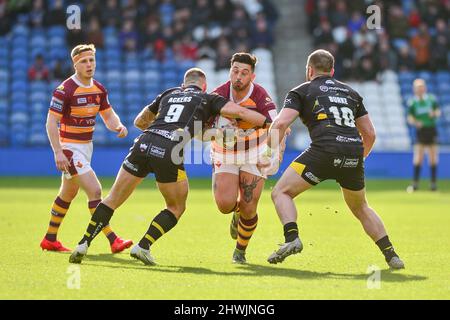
407,78,441,192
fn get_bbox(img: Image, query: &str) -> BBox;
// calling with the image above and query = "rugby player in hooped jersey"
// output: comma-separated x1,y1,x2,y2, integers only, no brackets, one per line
211,53,286,264
41,44,133,253
69,68,270,265
260,49,405,269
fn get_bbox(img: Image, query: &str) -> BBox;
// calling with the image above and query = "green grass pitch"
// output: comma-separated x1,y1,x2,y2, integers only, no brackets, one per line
0,177,449,300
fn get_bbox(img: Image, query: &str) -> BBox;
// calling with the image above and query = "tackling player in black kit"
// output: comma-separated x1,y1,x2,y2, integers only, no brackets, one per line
69,68,269,265
259,50,404,269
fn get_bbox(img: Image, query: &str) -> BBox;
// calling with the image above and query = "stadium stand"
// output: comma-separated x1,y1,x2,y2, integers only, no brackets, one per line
290,0,450,151
0,0,448,152
0,0,278,147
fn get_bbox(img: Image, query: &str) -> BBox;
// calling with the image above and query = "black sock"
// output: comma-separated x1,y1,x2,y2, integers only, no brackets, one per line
413,165,421,185
431,165,437,184
283,222,299,243
78,203,114,246
139,209,178,250
375,235,398,262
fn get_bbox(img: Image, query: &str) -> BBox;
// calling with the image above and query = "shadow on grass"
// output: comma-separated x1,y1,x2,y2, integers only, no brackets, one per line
82,254,427,283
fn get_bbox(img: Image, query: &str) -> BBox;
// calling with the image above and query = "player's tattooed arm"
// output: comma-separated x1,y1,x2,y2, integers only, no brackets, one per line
134,107,156,130
240,176,262,203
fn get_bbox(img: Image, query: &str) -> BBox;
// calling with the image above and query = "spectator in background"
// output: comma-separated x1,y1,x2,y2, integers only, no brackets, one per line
172,18,187,43
192,0,211,27
29,0,45,29
215,36,232,70
84,0,102,24
421,3,442,28
86,17,104,49
410,23,431,70
211,0,235,27
45,0,66,26
51,59,70,82
122,0,139,21
229,5,250,35
174,34,198,61
0,1,12,36
143,17,162,50
251,13,273,49
66,28,86,49
28,54,50,81
313,20,334,47
232,28,250,50
347,11,366,34
388,5,410,49
331,1,349,27
397,45,415,72
377,40,398,72
408,7,421,28
355,42,377,80
430,19,449,71
102,0,121,27
138,0,160,23
257,0,279,29
120,20,139,52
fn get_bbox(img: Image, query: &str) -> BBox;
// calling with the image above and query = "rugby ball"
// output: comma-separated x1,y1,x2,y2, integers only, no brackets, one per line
214,115,237,149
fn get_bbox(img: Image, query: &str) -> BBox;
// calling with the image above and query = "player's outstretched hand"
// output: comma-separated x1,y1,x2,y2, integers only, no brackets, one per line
116,125,128,138
54,150,69,172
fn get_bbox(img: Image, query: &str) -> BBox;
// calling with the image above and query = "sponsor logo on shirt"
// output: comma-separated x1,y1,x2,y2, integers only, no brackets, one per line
51,97,63,111
140,143,148,152
149,145,166,158
333,158,343,167
320,86,329,92
336,135,362,143
343,158,359,168
77,97,87,104
305,171,321,184
56,85,65,94
123,159,138,172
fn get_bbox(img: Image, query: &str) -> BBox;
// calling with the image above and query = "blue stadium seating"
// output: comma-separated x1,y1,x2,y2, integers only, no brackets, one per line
0,82,8,97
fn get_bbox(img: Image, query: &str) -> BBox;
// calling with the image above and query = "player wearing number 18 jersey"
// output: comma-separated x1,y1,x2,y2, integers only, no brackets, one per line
261,49,404,269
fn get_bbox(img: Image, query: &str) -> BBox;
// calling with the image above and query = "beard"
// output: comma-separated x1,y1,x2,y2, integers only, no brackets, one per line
231,80,250,92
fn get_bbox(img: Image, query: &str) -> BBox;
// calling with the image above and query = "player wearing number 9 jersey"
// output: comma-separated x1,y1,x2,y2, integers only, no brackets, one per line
260,49,404,269
69,68,268,265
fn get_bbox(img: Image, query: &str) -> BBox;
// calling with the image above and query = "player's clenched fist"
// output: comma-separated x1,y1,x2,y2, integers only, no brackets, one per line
116,124,128,138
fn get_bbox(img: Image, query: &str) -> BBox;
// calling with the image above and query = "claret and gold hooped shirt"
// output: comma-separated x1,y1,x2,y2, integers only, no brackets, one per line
48,75,111,143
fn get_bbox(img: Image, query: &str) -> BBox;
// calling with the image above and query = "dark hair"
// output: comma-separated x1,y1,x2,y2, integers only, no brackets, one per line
307,49,334,73
230,52,258,72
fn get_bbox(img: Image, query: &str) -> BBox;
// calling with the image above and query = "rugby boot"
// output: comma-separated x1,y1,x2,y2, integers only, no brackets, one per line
267,237,303,264
69,241,88,264
232,248,247,264
130,244,156,266
110,236,133,253
40,238,71,252
387,256,405,270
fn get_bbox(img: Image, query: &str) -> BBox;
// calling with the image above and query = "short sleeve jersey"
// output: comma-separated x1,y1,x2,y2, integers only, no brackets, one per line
408,94,439,128
283,76,368,155
145,85,228,139
48,75,111,143
211,81,277,152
